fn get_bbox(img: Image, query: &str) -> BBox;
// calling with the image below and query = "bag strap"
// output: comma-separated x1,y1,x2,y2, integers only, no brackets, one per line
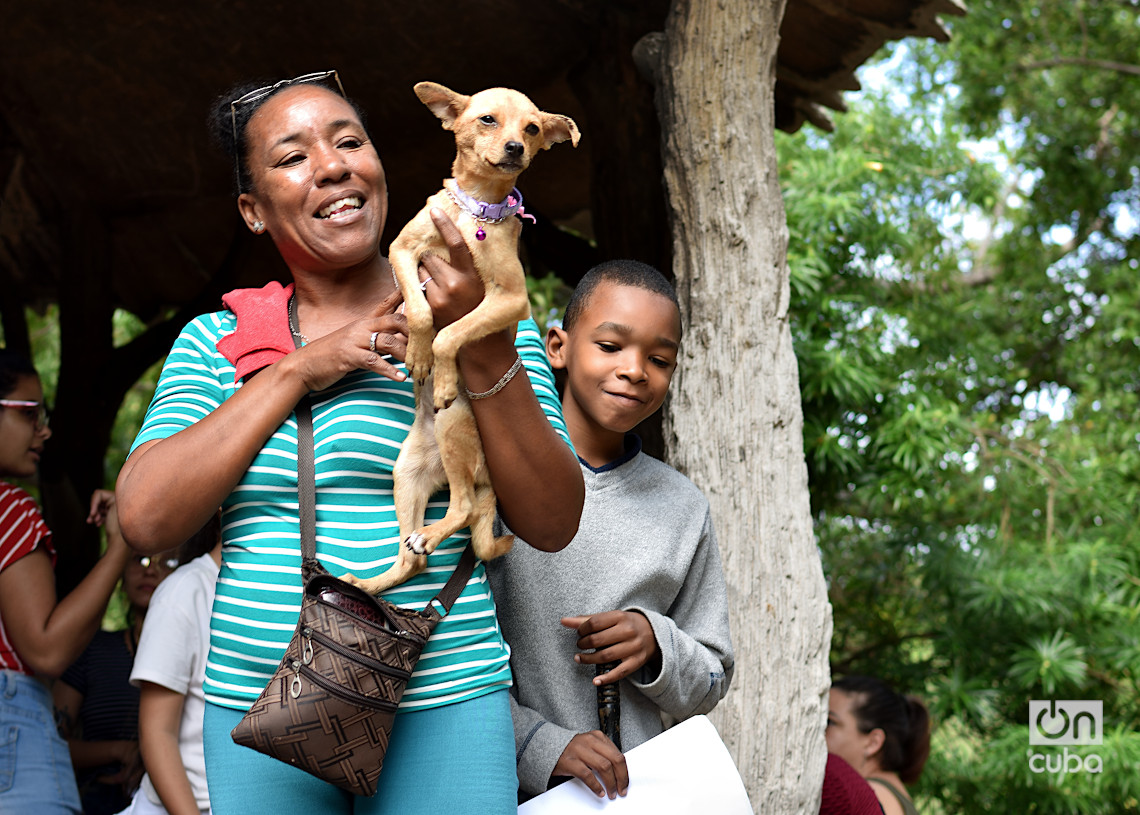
297,393,318,565
293,387,475,616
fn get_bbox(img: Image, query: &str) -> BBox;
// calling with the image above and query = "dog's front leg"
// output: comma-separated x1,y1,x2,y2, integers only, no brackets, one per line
389,245,435,383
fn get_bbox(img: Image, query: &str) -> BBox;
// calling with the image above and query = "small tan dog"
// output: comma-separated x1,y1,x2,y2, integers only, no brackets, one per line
342,82,579,595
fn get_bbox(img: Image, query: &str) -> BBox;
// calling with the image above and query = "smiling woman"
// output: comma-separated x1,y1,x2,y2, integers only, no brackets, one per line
113,71,584,815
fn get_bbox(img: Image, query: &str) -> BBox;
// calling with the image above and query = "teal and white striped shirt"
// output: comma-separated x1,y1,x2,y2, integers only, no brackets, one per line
131,313,568,712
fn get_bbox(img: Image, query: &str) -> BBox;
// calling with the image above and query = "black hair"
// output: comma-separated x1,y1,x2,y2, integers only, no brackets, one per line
561,259,681,336
832,675,931,785
207,72,370,196
0,348,38,399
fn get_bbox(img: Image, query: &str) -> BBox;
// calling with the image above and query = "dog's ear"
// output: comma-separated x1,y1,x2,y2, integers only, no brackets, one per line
540,113,581,150
414,82,470,131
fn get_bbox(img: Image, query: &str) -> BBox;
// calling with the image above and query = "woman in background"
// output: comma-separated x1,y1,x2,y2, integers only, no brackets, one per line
826,675,931,815
0,348,131,814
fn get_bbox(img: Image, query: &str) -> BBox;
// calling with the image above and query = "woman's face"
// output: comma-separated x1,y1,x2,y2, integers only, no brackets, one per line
826,688,877,774
0,374,51,479
238,84,388,275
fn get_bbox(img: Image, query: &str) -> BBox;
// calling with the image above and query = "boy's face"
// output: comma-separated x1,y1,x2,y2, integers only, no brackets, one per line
547,281,681,441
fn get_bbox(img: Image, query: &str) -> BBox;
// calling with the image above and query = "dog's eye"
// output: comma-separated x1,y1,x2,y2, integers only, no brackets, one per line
525,123,540,136
479,115,497,126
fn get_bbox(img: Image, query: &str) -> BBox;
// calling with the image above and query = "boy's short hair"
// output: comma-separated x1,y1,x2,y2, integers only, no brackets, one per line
562,260,681,336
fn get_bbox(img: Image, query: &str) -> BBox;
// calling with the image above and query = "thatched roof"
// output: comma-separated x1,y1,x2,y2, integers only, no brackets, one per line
0,0,965,319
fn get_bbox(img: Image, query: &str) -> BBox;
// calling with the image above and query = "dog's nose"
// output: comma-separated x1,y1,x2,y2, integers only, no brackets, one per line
504,141,525,158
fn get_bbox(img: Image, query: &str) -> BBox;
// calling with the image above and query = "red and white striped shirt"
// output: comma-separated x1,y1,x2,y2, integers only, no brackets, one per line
0,481,54,674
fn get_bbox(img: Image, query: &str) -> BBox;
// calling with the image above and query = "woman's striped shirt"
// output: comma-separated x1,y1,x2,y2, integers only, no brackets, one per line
130,313,568,712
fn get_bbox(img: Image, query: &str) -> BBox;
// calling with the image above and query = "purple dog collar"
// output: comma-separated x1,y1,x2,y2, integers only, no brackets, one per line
445,181,535,240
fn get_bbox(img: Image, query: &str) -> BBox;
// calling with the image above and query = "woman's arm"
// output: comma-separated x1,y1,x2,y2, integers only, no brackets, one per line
0,491,131,677
138,682,201,815
116,295,409,552
421,209,583,552
459,329,583,551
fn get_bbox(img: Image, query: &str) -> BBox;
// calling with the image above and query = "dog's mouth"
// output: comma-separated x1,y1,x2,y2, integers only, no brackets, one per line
493,158,526,173
315,196,363,220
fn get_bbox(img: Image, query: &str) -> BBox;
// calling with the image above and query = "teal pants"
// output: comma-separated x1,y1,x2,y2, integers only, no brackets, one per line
203,689,517,814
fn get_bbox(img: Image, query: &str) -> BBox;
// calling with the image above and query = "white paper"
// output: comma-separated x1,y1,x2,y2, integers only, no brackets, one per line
518,715,754,815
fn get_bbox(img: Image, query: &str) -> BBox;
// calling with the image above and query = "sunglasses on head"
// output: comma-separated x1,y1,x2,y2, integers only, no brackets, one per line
229,70,347,192
0,399,49,431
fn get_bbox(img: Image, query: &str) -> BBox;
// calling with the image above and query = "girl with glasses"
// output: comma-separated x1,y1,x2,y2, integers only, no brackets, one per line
0,348,132,815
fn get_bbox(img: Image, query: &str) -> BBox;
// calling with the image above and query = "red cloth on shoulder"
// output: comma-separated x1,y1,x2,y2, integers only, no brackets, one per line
820,755,884,815
215,281,296,384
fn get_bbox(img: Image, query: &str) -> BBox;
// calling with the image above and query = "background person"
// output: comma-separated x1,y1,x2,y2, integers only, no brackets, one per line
826,675,931,815
0,348,132,815
116,513,222,815
114,71,582,815
53,546,180,815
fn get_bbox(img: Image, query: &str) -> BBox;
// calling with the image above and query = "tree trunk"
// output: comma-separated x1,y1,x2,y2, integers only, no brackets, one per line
648,1,832,810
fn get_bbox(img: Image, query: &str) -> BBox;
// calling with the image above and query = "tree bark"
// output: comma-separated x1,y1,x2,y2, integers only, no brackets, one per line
650,1,832,810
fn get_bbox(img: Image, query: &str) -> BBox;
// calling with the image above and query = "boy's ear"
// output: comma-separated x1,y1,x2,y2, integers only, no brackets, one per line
545,326,568,370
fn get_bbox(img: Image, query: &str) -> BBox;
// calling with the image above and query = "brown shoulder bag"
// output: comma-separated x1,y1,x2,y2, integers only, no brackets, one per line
230,393,475,797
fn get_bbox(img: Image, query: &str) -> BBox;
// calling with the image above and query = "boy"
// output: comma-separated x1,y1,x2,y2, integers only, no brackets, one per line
487,260,734,801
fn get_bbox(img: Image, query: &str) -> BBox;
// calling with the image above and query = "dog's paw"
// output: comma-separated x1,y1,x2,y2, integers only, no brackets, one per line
406,354,434,384
405,339,434,383
433,375,459,411
405,531,428,555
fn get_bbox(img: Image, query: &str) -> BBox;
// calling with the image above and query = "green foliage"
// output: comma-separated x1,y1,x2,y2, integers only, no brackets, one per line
780,3,1140,809
527,271,573,334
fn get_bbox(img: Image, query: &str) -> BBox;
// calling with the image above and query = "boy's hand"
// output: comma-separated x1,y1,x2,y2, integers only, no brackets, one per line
562,611,662,685
553,731,628,799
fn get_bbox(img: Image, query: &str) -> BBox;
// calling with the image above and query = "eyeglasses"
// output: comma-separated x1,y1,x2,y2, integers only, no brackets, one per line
0,399,50,431
229,70,347,192
129,554,179,573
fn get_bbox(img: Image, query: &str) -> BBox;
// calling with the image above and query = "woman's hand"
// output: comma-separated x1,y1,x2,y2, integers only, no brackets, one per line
86,489,114,527
562,611,662,685
419,208,493,331
288,289,409,392
87,489,129,561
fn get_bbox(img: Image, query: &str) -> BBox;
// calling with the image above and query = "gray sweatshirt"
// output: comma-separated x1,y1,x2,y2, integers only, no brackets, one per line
487,438,735,795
